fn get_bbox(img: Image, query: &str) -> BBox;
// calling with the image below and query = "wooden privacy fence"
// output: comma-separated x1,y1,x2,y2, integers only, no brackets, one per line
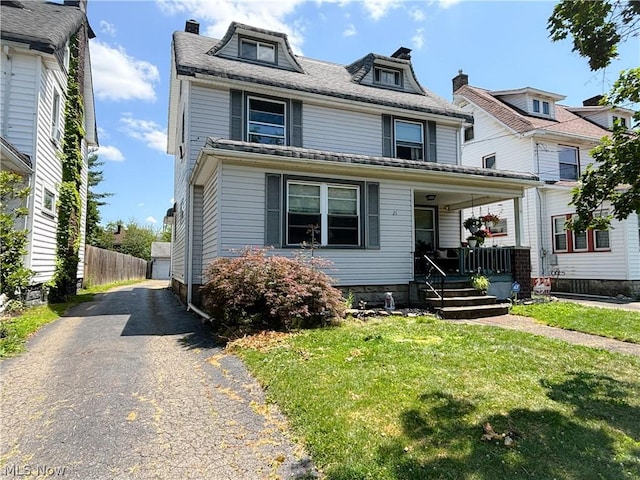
83,245,147,287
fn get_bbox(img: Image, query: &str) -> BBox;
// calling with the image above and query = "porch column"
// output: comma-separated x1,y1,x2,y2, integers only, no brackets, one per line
514,196,522,247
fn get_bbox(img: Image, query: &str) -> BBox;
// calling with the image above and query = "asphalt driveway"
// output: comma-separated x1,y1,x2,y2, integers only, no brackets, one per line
0,280,316,479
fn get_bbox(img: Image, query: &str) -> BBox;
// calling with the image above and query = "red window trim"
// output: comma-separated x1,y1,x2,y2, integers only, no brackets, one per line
552,213,611,254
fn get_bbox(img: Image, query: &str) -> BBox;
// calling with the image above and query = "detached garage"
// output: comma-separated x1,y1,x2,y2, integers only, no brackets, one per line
150,242,171,280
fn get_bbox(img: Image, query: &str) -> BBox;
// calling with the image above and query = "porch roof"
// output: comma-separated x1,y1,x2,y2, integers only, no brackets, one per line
1,136,32,173
193,139,540,208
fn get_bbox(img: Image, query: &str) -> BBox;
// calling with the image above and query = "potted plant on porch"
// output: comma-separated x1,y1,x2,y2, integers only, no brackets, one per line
463,216,483,234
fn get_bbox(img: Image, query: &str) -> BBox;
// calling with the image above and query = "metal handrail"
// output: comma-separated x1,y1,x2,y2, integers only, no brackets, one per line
423,254,446,311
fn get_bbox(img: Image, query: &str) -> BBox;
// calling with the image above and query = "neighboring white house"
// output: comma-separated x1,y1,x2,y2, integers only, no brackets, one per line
166,21,540,307
150,242,171,280
453,71,639,297
0,0,98,301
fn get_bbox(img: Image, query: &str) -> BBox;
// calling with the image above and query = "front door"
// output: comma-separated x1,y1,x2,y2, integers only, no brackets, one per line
414,206,436,256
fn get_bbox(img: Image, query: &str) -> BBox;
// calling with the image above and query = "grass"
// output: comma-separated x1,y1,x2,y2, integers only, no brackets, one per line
230,316,640,480
0,279,144,358
512,301,640,344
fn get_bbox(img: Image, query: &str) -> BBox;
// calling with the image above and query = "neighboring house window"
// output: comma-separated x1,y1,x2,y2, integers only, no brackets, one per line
374,67,402,87
613,115,627,128
51,90,61,143
559,145,579,181
464,126,474,142
42,187,56,216
63,40,70,71
286,180,359,246
240,38,275,63
542,101,550,115
482,154,496,169
553,216,568,252
247,97,286,145
553,213,611,253
533,99,540,113
395,120,423,160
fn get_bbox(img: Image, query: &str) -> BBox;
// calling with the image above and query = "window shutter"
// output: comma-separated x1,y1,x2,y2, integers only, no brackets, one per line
382,115,392,157
230,90,243,140
427,120,437,162
366,182,380,249
265,174,282,246
291,100,303,147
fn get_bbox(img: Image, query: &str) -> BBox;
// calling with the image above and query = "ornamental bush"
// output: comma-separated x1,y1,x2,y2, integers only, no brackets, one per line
200,248,345,331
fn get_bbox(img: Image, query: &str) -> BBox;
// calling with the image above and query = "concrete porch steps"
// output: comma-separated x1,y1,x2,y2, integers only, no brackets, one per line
428,295,499,308
438,303,511,319
419,282,510,319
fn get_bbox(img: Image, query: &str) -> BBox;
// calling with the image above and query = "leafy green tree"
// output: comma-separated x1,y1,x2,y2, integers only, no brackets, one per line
548,0,639,230
85,151,112,246
0,171,34,299
106,219,158,261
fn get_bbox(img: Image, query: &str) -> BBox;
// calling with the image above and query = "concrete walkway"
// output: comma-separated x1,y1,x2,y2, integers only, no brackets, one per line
0,280,316,480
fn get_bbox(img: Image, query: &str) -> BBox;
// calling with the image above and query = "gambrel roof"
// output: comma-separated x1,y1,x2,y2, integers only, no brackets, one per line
172,30,473,122
0,1,94,54
456,84,611,140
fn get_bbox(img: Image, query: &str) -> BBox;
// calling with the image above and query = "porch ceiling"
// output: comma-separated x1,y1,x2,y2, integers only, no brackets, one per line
414,190,517,211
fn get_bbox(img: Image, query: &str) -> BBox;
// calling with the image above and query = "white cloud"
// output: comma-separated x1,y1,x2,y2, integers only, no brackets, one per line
138,203,145,207
99,20,117,36
146,216,158,224
410,8,425,22
439,0,461,8
120,115,168,153
343,23,357,37
360,0,400,20
412,28,424,50
157,0,307,53
95,145,125,162
90,40,159,102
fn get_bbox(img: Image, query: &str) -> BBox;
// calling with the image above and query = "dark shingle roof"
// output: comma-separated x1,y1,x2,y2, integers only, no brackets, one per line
1,135,31,167
1,1,88,54
173,30,473,122
204,138,539,182
457,84,611,139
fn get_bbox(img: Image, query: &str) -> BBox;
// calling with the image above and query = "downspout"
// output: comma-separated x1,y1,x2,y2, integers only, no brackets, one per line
184,180,211,319
534,141,545,276
2,46,12,138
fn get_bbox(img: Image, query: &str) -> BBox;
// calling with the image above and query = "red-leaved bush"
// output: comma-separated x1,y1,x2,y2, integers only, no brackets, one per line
200,248,346,331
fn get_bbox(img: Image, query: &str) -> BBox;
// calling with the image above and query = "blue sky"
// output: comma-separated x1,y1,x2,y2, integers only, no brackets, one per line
86,0,639,228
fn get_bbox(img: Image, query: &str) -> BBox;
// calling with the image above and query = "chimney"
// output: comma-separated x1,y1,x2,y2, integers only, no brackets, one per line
452,69,468,93
63,0,87,13
583,94,604,106
391,47,412,60
185,19,200,35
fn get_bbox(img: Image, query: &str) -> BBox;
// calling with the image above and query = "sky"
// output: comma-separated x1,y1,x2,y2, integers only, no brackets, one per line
84,0,639,228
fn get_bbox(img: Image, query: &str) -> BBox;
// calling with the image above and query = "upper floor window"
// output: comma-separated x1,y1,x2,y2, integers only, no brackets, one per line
464,126,474,142
287,181,360,246
613,115,627,128
483,154,496,169
247,97,285,145
63,41,70,71
51,90,61,143
559,145,579,181
542,101,550,115
42,187,56,216
395,120,423,160
533,99,540,113
240,38,275,63
374,67,402,87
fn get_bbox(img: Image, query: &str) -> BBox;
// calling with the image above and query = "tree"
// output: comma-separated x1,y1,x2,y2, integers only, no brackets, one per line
85,151,112,246
0,171,34,299
108,219,159,261
548,0,640,230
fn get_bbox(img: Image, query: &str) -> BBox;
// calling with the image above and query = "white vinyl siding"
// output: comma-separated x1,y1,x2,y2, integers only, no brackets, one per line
437,210,461,248
189,84,229,165
303,104,381,155
201,163,220,269
436,124,458,165
191,186,204,284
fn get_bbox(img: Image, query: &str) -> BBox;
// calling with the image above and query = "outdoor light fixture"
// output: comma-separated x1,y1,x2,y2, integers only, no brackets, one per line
425,194,437,201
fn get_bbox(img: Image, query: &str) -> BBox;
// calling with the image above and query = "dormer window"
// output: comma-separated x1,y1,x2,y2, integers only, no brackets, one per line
613,115,627,128
542,101,550,115
533,99,550,115
240,38,276,63
533,99,540,113
374,67,402,88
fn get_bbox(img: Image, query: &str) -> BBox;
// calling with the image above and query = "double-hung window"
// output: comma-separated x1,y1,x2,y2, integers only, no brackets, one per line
374,67,402,87
542,101,550,115
51,90,61,143
42,187,56,216
240,38,275,63
287,181,359,246
553,216,568,252
559,145,579,181
533,99,540,113
483,154,496,169
571,215,588,251
247,97,286,145
395,120,423,160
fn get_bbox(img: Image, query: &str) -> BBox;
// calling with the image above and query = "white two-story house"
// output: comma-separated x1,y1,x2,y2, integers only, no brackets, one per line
453,71,639,297
167,21,540,308
1,0,97,301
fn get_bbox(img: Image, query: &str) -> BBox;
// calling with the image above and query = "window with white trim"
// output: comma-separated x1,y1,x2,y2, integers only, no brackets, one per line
286,181,360,246
247,97,286,145
613,115,627,128
51,90,61,143
42,187,56,216
553,216,568,252
483,154,496,169
559,145,579,181
542,101,550,115
374,67,402,87
533,99,540,113
593,213,610,250
395,120,423,160
240,38,275,63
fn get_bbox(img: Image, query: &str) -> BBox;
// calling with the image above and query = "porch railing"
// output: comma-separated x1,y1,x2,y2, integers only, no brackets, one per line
422,254,445,310
415,247,514,278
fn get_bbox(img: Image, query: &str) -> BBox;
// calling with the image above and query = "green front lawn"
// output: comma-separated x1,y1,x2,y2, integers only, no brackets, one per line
512,301,640,344
232,317,640,480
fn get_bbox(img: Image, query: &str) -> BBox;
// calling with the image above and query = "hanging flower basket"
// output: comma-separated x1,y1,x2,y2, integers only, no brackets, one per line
481,213,501,228
463,216,483,234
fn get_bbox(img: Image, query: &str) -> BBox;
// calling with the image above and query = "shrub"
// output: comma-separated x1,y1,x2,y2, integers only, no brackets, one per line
200,248,346,332
471,273,490,294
